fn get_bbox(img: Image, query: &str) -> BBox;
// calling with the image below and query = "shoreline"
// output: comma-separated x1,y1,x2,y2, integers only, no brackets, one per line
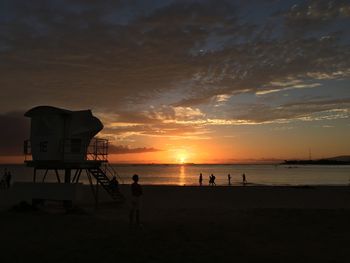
1,163,350,187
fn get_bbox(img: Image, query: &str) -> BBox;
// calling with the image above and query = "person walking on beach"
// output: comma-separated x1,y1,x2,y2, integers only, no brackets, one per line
242,173,247,186
109,176,119,191
129,174,143,227
228,174,231,185
199,173,203,186
209,174,216,186
6,170,12,188
1,168,11,189
0,169,6,189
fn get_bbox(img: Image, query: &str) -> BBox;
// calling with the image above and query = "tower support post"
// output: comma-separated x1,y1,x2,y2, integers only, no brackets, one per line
63,168,73,209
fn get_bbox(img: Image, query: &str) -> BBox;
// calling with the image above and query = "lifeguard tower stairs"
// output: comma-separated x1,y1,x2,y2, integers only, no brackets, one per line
23,106,124,204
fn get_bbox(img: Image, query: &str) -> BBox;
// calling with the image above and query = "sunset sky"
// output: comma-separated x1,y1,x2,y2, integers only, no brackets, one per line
0,0,350,163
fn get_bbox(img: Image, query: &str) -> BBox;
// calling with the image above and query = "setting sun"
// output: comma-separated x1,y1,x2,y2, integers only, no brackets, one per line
177,153,187,164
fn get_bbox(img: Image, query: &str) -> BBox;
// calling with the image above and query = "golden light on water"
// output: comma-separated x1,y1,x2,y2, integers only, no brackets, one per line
179,165,186,185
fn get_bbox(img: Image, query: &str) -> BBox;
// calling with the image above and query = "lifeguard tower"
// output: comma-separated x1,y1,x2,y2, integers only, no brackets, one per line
23,106,123,205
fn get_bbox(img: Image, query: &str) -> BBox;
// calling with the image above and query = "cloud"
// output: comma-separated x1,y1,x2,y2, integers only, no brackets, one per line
0,111,29,156
285,1,350,25
98,97,350,143
1,0,348,113
216,94,231,102
102,120,211,140
256,81,321,95
108,144,161,154
229,98,350,123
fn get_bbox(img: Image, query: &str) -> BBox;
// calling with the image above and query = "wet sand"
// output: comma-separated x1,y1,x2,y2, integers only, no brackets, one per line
1,185,350,262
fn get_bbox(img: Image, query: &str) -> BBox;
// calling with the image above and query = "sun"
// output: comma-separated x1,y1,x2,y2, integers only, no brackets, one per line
177,153,187,164
179,156,186,164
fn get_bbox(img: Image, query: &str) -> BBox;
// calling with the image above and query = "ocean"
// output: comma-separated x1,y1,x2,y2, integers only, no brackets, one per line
1,164,350,186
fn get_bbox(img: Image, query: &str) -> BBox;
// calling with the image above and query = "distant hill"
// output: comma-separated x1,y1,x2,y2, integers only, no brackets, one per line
283,155,350,165
326,156,350,162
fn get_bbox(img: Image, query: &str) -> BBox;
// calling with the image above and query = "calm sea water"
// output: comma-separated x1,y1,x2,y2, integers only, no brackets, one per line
1,164,350,186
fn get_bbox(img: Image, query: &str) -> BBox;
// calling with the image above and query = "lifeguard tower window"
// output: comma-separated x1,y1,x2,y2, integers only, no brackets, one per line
40,141,48,152
71,139,82,153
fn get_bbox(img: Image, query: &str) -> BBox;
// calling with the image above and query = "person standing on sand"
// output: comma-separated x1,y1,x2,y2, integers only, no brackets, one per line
6,170,12,188
109,175,119,191
199,173,203,186
242,173,247,186
1,168,11,189
0,168,7,189
129,174,143,227
228,174,231,185
210,174,216,186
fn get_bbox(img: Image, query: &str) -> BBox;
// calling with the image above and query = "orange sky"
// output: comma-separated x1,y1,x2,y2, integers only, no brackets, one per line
1,112,349,164
105,119,350,164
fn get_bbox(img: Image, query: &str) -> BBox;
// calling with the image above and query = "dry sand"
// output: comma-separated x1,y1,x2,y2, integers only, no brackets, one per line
1,185,350,262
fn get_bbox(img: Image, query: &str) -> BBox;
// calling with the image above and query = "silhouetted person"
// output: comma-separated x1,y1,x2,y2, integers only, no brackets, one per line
228,174,231,185
199,173,203,186
0,174,5,189
129,174,143,227
242,173,247,186
6,170,12,188
209,174,216,186
1,168,9,189
109,176,119,190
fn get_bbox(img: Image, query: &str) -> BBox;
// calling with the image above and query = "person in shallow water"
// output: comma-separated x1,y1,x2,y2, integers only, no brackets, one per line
228,174,231,185
199,173,203,186
129,174,143,227
242,173,247,185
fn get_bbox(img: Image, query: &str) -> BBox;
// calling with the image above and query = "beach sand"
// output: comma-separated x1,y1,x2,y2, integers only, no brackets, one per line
1,185,350,262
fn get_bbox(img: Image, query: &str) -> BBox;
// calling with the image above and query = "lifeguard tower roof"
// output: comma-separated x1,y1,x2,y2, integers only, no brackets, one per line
25,106,103,136
25,105,71,117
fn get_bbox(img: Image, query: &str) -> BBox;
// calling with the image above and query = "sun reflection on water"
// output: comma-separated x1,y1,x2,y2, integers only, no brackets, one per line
179,165,186,186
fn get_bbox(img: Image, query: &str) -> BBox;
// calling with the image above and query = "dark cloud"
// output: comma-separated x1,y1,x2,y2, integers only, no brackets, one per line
100,105,209,139
0,111,29,156
108,144,161,154
103,121,208,139
100,111,158,124
230,98,350,123
285,0,350,25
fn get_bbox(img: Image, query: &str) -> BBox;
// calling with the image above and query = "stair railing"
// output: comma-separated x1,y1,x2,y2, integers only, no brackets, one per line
86,138,108,161
101,162,124,184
